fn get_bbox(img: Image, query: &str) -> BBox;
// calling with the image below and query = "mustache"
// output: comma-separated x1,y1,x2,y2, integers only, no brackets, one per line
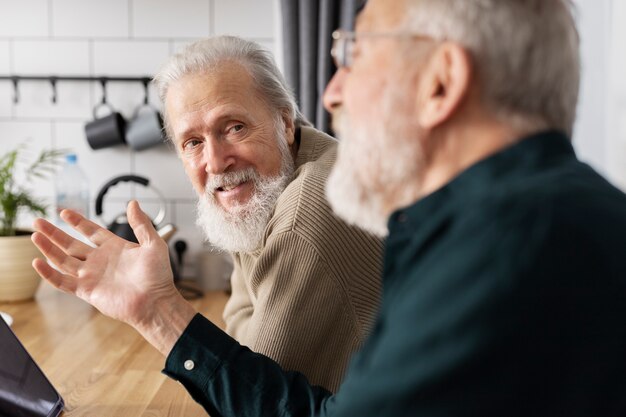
205,167,259,192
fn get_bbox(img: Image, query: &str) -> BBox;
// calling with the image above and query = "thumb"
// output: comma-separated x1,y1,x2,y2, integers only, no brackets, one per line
127,200,160,245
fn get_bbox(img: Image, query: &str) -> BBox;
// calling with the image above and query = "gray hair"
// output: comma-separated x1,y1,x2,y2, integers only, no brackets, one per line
153,36,310,141
406,0,580,136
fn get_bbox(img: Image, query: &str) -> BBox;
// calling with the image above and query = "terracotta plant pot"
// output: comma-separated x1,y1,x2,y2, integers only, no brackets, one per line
0,230,44,302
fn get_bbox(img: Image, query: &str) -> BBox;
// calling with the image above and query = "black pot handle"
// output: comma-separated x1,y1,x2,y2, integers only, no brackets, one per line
94,174,150,216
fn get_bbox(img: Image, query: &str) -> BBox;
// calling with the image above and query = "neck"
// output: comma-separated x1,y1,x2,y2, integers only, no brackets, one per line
422,123,521,197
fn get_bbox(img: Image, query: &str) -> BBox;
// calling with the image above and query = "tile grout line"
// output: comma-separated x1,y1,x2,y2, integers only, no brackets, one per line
128,0,134,39
50,119,56,148
9,38,15,118
209,0,215,36
48,0,54,38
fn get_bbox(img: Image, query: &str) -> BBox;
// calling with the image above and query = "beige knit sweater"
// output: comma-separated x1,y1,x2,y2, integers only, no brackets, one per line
223,126,383,392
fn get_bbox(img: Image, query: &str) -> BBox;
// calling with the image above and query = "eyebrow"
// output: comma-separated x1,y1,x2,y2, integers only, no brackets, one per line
174,107,251,140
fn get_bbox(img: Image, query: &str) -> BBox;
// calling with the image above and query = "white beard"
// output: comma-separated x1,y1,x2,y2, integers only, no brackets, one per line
195,132,295,253
326,90,425,238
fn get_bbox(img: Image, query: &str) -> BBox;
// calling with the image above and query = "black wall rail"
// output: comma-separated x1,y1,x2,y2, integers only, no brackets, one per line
0,75,153,104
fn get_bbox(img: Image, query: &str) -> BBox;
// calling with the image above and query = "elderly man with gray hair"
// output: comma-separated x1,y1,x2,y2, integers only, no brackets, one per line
31,0,626,416
150,36,383,393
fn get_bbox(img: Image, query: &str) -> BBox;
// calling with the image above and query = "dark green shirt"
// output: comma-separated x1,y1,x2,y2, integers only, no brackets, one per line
164,130,626,416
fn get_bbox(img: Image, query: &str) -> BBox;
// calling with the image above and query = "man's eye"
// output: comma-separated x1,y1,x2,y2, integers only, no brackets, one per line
183,139,202,151
229,124,245,134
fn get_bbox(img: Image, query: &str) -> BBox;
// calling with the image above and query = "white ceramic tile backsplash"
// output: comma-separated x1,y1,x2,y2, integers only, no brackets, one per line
14,81,92,119
93,41,170,76
13,40,90,75
0,1,49,38
0,83,11,117
214,0,274,38
52,0,130,38
132,0,211,39
0,41,10,73
0,0,277,278
0,121,53,155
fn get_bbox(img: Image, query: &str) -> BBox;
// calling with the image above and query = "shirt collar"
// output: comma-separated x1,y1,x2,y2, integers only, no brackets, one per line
388,130,576,234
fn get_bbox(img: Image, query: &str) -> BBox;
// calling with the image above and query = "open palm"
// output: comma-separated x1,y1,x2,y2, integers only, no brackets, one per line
31,201,178,328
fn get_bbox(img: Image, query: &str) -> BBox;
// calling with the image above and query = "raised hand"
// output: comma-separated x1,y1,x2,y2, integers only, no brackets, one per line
31,201,196,355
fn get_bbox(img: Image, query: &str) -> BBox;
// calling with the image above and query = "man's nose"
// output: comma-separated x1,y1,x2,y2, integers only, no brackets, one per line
323,68,347,113
203,140,236,175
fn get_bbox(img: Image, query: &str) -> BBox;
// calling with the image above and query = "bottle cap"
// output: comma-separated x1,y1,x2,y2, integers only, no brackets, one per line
66,154,77,163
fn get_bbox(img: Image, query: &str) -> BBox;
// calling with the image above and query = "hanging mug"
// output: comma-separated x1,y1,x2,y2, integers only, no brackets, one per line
84,102,126,150
125,103,165,151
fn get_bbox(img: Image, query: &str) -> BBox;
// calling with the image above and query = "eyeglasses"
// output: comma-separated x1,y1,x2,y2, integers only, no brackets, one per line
331,29,433,69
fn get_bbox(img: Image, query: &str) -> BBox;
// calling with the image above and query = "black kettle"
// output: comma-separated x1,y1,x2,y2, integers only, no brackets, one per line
94,174,176,243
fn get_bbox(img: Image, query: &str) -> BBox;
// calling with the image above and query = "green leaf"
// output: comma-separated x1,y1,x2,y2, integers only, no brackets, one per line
0,145,66,236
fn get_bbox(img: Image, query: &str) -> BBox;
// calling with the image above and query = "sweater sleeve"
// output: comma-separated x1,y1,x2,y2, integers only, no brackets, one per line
226,231,361,392
222,258,254,341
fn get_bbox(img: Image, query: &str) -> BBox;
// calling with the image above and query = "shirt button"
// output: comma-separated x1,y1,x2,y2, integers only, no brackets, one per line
184,360,195,371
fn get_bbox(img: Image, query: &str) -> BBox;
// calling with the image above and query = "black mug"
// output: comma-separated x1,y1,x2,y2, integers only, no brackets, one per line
85,103,126,150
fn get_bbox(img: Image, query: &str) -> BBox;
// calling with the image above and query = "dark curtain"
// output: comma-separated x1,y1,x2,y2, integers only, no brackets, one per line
281,0,363,134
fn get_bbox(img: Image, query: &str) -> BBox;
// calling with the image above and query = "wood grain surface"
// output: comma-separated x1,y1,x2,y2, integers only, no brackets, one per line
0,281,229,417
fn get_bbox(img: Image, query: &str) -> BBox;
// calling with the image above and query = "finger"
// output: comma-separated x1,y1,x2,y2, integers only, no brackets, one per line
33,218,93,260
31,232,82,276
60,209,116,246
127,200,160,246
32,258,78,294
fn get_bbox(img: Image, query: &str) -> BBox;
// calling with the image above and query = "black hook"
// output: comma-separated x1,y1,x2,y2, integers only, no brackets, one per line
142,78,149,105
99,78,108,105
11,77,19,104
50,77,58,104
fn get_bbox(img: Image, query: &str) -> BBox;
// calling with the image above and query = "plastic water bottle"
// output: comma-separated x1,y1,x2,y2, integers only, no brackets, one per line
55,154,90,221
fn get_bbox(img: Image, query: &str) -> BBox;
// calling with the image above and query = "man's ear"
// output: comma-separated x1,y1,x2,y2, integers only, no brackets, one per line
281,110,296,146
416,42,472,129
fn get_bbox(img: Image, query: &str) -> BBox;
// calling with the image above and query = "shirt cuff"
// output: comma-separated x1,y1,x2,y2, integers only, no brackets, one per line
162,313,238,404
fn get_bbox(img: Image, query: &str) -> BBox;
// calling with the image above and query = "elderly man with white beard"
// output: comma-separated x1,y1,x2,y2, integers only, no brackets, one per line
32,36,383,394
30,0,626,416
153,37,383,393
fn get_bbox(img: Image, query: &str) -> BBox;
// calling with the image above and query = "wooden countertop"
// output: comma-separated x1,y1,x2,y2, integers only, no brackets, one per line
0,281,229,417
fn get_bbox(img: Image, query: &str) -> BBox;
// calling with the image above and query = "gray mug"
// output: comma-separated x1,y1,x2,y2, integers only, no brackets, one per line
85,103,126,150
126,104,165,151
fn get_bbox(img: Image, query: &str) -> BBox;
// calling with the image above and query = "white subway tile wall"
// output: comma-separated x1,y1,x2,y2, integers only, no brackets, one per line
0,0,277,279
14,82,92,119
0,41,10,74
0,83,11,117
52,0,130,38
214,0,275,39
132,0,211,39
0,1,49,38
13,40,91,75
93,41,170,76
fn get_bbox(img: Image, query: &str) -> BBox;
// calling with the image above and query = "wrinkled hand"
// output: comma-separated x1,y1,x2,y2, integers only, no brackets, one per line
31,201,180,332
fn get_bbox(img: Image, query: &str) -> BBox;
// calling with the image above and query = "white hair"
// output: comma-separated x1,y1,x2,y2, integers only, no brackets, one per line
153,36,311,140
406,0,580,136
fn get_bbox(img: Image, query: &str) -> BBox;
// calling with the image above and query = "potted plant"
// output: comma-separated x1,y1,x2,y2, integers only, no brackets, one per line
0,146,65,302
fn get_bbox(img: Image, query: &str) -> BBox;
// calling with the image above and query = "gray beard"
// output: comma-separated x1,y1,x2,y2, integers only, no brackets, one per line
326,96,424,238
326,117,390,238
195,134,295,253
